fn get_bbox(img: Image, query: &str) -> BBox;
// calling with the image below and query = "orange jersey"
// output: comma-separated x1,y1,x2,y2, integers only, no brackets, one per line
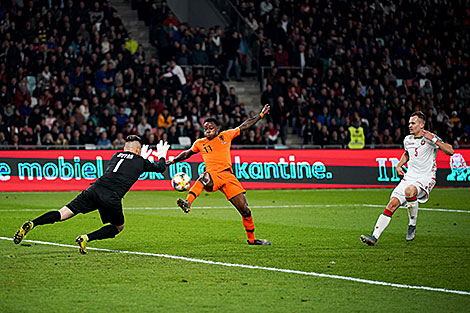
191,128,240,173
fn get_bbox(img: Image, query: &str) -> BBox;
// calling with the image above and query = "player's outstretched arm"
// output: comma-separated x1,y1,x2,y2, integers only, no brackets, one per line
238,104,270,132
423,130,454,156
166,149,196,165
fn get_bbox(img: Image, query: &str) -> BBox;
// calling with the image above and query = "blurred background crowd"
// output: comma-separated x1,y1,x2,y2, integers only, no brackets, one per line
0,0,468,148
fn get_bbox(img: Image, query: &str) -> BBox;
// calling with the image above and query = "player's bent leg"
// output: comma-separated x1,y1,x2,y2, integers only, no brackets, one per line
13,206,73,244
230,193,251,217
361,197,401,246
404,185,418,199
58,206,75,221
199,172,214,191
179,172,213,213
76,224,123,255
115,224,125,233
405,184,419,241
229,193,271,246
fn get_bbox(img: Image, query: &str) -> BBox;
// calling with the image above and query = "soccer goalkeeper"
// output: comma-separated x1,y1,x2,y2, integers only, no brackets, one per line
13,136,169,254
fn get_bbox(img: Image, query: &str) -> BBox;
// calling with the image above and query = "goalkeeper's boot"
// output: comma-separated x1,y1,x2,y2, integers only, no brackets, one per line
75,235,89,255
13,221,34,244
406,225,416,241
360,234,377,246
247,238,271,246
177,198,191,214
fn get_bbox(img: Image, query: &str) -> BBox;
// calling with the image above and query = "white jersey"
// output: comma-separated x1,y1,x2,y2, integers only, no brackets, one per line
403,134,440,181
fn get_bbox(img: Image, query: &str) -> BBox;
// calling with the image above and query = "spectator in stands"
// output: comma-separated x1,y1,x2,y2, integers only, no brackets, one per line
0,0,467,150
158,108,173,129
192,43,209,65
125,32,139,55
223,31,242,82
162,11,179,28
265,121,279,145
137,116,152,137
259,0,273,23
55,133,69,147
274,44,289,67
161,60,187,88
97,131,112,147
113,132,126,147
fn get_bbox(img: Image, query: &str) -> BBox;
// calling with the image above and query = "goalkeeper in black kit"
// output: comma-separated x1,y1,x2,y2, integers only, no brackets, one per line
13,135,170,254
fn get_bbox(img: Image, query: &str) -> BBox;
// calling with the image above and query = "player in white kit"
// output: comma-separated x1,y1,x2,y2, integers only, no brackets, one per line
361,111,454,246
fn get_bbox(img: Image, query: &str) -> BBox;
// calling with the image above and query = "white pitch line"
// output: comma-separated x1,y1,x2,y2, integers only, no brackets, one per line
0,236,468,296
0,204,469,213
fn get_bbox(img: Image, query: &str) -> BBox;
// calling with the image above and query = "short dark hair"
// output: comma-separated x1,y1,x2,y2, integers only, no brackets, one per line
204,117,219,126
126,135,142,143
411,111,426,122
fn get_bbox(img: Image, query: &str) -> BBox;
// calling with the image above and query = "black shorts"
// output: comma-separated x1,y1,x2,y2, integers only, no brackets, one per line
66,184,124,226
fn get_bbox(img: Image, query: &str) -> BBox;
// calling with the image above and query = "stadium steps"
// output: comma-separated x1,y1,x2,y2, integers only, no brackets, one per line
109,0,157,59
224,77,261,114
285,129,304,146
224,78,303,146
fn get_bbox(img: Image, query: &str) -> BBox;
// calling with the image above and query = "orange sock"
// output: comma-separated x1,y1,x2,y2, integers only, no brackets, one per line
186,180,204,206
242,215,255,243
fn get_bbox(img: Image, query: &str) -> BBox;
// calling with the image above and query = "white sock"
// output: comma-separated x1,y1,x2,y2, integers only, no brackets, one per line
407,201,418,226
372,213,391,239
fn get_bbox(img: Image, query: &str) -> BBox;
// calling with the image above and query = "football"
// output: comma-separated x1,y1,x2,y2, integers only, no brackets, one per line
171,172,191,192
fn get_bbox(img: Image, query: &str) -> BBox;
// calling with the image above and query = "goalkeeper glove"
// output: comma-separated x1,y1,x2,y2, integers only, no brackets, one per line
155,140,170,160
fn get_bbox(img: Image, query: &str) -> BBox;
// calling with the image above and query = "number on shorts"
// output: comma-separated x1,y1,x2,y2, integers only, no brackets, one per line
113,159,124,172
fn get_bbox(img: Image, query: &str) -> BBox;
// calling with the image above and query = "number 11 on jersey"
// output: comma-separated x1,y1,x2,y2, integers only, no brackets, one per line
204,145,213,153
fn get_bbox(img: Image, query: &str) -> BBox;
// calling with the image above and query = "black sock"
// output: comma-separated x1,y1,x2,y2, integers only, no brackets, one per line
87,225,120,242
32,211,61,227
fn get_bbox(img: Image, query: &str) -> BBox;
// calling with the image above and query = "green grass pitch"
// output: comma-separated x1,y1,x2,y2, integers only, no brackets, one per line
1,188,469,312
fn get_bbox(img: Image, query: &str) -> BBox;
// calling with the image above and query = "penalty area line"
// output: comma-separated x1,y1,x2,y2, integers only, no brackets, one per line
1,236,469,296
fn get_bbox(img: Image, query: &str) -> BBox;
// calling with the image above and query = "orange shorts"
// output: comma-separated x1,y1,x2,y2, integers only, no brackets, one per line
207,170,246,200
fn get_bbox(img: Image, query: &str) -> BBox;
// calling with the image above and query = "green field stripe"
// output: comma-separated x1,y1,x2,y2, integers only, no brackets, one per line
1,236,469,296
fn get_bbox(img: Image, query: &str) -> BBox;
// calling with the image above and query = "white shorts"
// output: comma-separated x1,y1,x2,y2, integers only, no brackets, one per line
390,177,436,205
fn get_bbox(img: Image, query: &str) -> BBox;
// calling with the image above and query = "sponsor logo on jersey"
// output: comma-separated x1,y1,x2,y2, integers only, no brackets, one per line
219,135,227,144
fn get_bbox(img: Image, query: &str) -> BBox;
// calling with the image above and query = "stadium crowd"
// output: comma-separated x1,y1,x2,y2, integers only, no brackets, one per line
0,0,263,149
0,0,469,149
235,0,470,146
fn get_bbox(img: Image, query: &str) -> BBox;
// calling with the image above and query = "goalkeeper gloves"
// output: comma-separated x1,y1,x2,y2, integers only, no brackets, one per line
155,140,170,160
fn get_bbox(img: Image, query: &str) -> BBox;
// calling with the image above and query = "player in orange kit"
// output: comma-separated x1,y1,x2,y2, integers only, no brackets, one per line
168,104,271,245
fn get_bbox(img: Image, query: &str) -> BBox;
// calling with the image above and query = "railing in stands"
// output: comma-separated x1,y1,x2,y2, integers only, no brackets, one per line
208,0,260,73
261,66,311,91
179,65,217,77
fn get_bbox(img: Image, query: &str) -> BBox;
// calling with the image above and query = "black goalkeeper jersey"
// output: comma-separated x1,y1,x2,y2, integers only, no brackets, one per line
93,151,166,198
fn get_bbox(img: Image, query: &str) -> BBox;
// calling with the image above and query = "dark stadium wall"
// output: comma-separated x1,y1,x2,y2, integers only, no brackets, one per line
0,150,469,191
167,0,228,30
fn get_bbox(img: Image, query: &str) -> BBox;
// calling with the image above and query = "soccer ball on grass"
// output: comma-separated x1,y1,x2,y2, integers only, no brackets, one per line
171,172,191,192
